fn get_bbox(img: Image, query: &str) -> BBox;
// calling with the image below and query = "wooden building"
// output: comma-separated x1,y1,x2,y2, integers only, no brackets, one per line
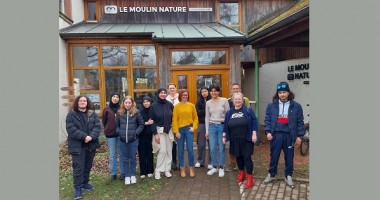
59,0,299,116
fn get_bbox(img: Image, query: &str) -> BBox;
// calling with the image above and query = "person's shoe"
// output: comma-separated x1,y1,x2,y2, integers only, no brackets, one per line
236,170,246,183
189,167,195,178
111,175,117,180
131,176,137,184
171,162,178,171
285,175,295,188
195,162,201,168
180,167,186,177
244,174,254,188
207,167,218,175
119,173,125,180
218,168,225,177
73,187,82,200
263,173,276,184
147,173,153,178
81,183,94,191
140,175,146,179
154,171,161,180
207,164,213,170
164,171,172,178
125,177,131,185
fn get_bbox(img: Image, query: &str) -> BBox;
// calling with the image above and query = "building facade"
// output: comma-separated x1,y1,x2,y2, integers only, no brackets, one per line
59,0,303,144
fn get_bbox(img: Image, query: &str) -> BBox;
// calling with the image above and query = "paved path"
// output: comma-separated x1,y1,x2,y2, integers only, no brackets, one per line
152,146,309,200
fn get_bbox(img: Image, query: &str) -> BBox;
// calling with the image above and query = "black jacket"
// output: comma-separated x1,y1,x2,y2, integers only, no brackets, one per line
116,110,144,143
149,99,173,135
139,107,153,143
66,110,101,155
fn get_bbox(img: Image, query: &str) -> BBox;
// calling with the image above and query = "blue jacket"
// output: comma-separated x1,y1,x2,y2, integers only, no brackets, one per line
223,105,258,142
264,99,305,142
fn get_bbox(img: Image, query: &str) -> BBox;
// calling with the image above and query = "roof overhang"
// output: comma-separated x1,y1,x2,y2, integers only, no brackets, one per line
60,22,247,43
246,2,309,48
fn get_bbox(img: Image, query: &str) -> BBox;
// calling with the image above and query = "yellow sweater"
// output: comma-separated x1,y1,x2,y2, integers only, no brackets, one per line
172,102,199,133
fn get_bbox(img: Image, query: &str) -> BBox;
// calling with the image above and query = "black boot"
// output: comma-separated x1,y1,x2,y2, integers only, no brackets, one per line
171,161,177,171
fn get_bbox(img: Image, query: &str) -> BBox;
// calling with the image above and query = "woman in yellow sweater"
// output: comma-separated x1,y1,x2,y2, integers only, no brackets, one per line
172,89,199,178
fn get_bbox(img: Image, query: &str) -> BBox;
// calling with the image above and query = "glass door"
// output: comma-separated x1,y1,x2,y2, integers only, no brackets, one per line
171,70,229,140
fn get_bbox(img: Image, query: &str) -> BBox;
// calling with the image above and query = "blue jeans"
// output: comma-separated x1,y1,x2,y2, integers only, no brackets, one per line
106,136,124,176
208,123,225,167
176,125,195,167
120,139,139,177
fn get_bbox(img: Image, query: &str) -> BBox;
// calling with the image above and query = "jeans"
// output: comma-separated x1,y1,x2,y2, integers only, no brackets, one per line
208,123,225,167
106,136,124,176
176,125,195,167
120,139,139,177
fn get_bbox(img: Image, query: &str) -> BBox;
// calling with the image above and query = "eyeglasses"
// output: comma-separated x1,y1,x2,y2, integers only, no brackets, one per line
277,84,287,89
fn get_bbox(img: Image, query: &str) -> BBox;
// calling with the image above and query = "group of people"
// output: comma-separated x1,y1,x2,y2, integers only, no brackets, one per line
65,81,305,200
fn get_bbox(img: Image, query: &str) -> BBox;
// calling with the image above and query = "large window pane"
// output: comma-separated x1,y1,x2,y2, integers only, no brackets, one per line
132,46,156,66
74,70,99,90
196,75,222,98
86,94,100,113
172,51,227,65
220,3,239,26
104,70,128,104
133,69,157,89
102,46,128,66
73,46,98,67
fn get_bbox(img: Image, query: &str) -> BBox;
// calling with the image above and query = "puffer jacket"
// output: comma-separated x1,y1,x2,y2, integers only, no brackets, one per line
65,110,101,155
264,99,305,142
116,110,144,143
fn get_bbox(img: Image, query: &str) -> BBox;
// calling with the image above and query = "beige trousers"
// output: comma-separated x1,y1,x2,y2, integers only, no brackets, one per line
155,132,173,172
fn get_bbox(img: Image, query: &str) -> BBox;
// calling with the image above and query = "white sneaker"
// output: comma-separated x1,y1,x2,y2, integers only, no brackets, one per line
164,171,172,178
140,175,146,179
207,164,213,170
207,168,218,175
195,162,201,168
125,177,131,185
147,173,153,178
154,171,161,180
218,168,225,177
131,176,137,184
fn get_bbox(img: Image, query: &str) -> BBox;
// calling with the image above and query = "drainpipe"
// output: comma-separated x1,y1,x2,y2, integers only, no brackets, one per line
255,48,260,145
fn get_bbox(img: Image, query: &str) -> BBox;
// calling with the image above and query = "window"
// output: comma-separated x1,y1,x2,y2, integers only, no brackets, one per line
70,44,158,114
171,50,227,66
85,0,97,21
219,0,241,31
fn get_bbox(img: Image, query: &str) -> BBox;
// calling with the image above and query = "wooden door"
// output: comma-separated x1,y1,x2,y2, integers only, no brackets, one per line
171,70,230,140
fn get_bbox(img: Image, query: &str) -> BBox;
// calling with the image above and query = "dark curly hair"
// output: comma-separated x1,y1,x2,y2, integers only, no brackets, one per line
72,95,93,111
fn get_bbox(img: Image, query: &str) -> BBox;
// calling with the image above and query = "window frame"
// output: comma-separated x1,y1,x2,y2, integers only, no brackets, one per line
217,0,242,32
84,0,99,22
169,48,230,70
68,43,159,115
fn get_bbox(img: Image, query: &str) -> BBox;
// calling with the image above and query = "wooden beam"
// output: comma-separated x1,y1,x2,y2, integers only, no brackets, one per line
253,17,309,47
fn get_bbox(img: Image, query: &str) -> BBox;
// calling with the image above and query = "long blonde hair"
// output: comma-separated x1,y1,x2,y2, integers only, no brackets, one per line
118,96,137,116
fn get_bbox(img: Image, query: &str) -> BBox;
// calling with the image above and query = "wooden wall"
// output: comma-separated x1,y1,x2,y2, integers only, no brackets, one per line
259,47,309,64
241,0,296,62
